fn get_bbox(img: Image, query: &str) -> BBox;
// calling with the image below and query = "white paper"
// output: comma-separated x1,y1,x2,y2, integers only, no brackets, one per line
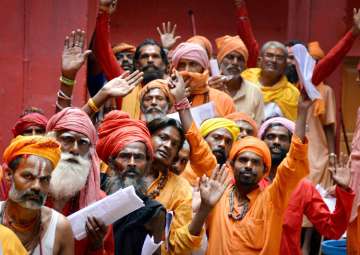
141,234,163,255
292,44,322,101
209,59,221,77
165,211,174,252
316,184,336,213
68,186,144,240
167,102,217,127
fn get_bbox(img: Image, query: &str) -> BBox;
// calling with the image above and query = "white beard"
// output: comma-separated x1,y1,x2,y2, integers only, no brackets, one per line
49,152,90,200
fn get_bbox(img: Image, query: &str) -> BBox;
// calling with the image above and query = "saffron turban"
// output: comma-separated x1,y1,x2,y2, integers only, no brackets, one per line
171,42,209,70
216,35,249,64
113,42,136,54
187,35,213,58
226,112,258,136
46,107,101,208
96,110,153,163
139,79,175,108
229,136,272,172
12,113,48,137
258,117,295,139
3,135,61,168
200,118,239,141
308,41,325,60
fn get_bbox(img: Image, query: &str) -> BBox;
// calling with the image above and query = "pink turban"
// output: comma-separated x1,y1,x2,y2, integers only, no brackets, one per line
96,111,153,163
258,117,295,139
187,35,213,58
46,107,102,208
12,113,48,137
171,42,209,70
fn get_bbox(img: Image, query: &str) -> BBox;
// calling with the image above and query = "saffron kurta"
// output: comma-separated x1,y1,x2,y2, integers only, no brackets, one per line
206,135,309,254
0,224,27,255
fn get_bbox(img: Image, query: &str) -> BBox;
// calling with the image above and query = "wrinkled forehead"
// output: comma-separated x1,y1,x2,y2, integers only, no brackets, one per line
145,88,167,98
57,130,91,143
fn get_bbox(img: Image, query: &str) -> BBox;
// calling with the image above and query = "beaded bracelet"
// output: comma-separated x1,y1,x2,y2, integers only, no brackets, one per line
174,97,191,111
59,75,75,87
87,98,100,113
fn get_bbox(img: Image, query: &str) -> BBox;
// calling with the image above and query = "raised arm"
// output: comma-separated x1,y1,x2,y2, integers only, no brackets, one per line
312,8,360,85
56,29,91,112
157,21,181,51
234,0,259,67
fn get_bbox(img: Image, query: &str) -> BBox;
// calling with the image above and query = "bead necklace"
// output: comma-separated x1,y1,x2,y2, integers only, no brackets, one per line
228,186,249,221
148,174,168,199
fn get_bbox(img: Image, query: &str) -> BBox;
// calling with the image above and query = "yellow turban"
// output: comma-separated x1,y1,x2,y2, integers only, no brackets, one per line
200,118,239,141
308,41,325,60
3,136,61,168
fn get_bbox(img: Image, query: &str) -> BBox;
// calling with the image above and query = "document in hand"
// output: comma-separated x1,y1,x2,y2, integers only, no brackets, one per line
68,186,145,240
292,44,321,101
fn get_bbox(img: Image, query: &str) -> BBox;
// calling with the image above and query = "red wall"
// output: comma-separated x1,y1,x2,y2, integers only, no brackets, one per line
0,0,359,154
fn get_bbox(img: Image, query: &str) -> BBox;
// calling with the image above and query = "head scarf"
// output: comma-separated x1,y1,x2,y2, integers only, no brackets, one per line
139,79,175,109
216,35,249,64
46,107,101,208
12,113,48,137
3,135,61,168
187,35,213,58
96,110,153,163
113,42,136,54
200,117,239,141
258,117,295,139
226,112,258,137
171,42,209,70
308,41,325,60
229,136,272,172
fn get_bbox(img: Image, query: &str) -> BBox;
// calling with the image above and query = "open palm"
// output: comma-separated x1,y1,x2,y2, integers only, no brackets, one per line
103,70,143,97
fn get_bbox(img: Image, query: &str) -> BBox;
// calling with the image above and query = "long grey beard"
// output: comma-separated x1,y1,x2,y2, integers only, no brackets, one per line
105,175,146,195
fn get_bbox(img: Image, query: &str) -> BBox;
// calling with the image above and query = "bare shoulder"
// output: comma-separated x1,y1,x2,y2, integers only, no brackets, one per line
56,213,73,234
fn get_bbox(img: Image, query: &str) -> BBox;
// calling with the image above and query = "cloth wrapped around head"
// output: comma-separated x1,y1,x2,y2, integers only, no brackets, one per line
229,136,272,172
171,42,209,70
216,35,249,64
96,110,153,163
308,41,325,60
113,42,136,54
226,112,258,137
12,113,48,137
46,107,101,208
258,117,295,139
187,35,213,58
3,135,61,168
200,117,239,141
139,79,175,108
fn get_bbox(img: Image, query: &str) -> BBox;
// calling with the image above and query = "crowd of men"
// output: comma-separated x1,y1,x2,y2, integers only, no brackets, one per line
1,0,360,254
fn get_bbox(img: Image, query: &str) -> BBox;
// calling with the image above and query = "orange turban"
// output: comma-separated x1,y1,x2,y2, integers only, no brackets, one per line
139,79,175,108
113,42,136,54
12,113,48,137
308,41,325,60
226,112,258,137
187,35,213,58
3,136,61,168
229,136,271,172
216,35,249,64
96,111,153,163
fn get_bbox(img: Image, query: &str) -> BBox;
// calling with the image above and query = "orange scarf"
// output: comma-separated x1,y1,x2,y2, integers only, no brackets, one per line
178,70,209,95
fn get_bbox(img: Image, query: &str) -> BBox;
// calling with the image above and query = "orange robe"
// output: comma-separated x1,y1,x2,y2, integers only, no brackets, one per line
147,171,202,254
206,135,309,254
191,88,235,117
348,207,360,255
0,224,27,255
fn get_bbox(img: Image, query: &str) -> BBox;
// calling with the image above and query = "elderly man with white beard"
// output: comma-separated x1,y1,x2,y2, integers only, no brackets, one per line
45,107,114,254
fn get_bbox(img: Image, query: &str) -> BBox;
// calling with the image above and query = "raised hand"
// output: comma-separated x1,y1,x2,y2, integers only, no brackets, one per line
294,93,313,142
168,71,190,102
103,70,143,97
353,8,360,35
157,21,181,50
198,164,230,211
62,29,91,80
329,153,351,188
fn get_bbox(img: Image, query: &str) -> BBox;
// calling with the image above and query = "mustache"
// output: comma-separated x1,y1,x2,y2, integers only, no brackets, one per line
144,107,164,114
212,148,227,165
142,64,160,72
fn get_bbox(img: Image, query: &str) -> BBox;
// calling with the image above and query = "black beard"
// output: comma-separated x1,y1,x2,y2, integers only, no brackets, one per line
212,148,227,165
235,167,258,187
284,64,299,84
142,65,165,84
270,146,288,167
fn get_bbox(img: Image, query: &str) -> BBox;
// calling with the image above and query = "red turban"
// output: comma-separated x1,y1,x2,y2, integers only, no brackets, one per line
46,107,101,208
139,79,175,108
226,112,258,137
229,136,271,172
12,113,48,137
96,110,153,163
216,35,249,64
187,35,213,58
113,42,136,54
